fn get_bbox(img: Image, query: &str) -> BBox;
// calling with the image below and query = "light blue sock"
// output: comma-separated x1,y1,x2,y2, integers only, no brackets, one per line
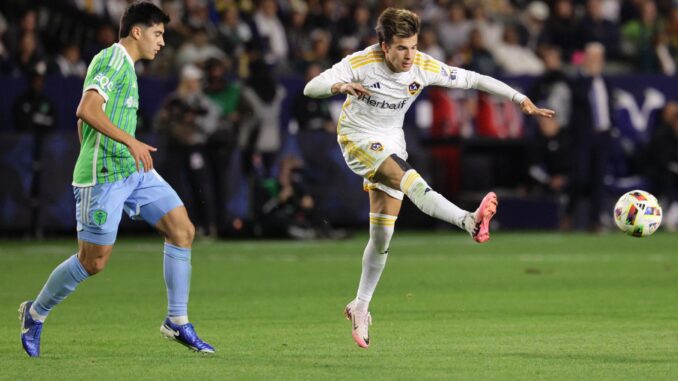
33,254,90,317
163,243,191,317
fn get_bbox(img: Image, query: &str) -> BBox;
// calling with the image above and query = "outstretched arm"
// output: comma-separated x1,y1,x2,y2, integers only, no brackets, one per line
518,97,555,118
76,90,157,171
473,74,555,119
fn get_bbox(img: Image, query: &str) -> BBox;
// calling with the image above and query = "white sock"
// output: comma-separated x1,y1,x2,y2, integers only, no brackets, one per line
400,170,470,230
355,213,396,312
169,315,189,325
29,305,47,323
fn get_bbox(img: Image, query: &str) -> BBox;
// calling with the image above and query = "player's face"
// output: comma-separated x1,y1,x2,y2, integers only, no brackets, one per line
138,23,165,60
381,35,418,73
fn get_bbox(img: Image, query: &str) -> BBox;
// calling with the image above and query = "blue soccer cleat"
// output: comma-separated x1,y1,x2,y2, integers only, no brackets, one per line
160,318,215,354
19,301,43,357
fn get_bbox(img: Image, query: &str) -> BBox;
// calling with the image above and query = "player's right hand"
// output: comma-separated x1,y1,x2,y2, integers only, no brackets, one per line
127,139,157,172
338,83,371,97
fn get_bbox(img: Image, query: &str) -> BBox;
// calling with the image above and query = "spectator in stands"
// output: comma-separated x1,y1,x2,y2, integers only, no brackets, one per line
176,26,227,69
621,0,665,72
492,25,544,75
12,62,56,133
5,9,43,58
539,0,580,62
255,155,326,239
11,62,56,237
286,1,313,70
438,2,472,56
519,1,549,51
238,58,286,177
252,0,288,66
204,58,240,231
418,25,445,62
217,5,253,59
48,44,87,78
292,62,341,182
83,23,117,63
461,28,498,75
304,29,333,70
307,0,344,43
528,45,572,128
154,64,223,238
417,0,448,25
204,58,240,124
527,112,571,202
160,0,190,48
577,0,622,60
8,33,45,77
183,0,216,36
645,101,678,230
568,42,615,231
342,4,374,48
469,4,503,49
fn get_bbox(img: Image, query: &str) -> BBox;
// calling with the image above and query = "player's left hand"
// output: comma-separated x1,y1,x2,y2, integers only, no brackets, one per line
520,98,555,118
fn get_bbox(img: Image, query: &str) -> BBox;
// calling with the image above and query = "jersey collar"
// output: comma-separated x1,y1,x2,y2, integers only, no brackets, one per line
114,43,135,66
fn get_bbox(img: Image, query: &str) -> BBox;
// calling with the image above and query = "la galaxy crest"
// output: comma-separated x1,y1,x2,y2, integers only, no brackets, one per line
369,142,384,152
407,81,421,96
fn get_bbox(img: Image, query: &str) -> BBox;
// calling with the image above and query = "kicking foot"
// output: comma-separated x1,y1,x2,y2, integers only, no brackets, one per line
160,318,215,354
344,300,371,349
19,301,42,357
467,192,498,243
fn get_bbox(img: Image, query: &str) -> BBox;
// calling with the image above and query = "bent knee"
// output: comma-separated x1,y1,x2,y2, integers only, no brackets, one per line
80,257,106,275
168,222,195,247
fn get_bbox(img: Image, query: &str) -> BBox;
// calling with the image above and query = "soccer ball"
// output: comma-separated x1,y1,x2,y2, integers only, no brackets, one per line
613,190,662,237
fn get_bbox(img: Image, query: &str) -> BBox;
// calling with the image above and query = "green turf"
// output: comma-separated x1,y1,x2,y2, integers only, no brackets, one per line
1,232,677,380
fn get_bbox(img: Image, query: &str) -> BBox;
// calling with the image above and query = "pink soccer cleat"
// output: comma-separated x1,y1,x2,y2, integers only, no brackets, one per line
470,192,498,243
344,300,372,349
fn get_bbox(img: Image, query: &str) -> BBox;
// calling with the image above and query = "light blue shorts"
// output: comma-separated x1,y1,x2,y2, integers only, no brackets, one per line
74,170,183,245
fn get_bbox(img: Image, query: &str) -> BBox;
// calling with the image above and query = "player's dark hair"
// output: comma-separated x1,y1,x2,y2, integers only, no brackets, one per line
119,1,170,39
375,8,420,45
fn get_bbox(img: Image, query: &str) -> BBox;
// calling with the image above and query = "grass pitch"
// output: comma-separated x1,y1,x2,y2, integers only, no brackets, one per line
1,232,677,380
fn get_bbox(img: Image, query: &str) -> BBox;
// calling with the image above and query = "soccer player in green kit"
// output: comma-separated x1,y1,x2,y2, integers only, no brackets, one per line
19,2,214,356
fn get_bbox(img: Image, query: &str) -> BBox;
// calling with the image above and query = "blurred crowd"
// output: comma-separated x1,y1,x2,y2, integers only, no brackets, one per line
2,0,678,78
3,0,678,236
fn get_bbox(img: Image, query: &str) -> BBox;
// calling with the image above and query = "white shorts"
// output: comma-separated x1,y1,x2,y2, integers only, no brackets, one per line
337,130,408,200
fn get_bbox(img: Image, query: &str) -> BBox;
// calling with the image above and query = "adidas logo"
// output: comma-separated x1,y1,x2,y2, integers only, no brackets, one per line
367,82,381,89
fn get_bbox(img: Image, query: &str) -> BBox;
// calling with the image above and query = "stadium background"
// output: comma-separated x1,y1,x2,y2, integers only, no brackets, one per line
1,0,677,238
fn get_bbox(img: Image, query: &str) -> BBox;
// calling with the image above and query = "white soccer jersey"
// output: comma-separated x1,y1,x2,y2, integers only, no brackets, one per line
306,44,526,136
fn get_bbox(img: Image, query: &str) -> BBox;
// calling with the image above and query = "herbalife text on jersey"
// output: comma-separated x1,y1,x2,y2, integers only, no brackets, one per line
357,94,408,110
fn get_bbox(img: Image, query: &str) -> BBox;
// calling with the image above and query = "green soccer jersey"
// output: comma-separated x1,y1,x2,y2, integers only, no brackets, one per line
72,43,140,186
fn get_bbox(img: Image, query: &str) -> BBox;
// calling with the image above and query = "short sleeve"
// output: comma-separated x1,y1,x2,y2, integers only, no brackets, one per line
318,55,358,85
82,50,123,103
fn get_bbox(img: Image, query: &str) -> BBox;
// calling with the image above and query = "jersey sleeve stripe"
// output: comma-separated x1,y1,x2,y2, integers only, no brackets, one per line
352,59,384,69
349,51,385,63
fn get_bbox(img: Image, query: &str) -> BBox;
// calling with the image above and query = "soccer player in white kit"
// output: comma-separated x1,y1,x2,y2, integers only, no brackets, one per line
304,8,555,348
